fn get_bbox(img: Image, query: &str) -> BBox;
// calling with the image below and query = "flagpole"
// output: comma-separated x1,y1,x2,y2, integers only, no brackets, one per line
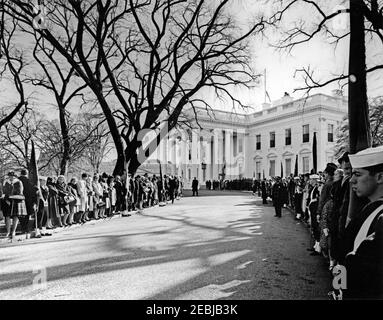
264,68,267,104
30,140,41,238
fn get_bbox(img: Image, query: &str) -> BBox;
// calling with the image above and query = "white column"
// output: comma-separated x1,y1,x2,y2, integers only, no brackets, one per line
225,129,232,178
213,129,220,180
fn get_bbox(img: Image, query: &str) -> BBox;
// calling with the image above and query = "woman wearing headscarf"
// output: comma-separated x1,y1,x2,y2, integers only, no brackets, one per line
2,171,28,239
56,175,71,227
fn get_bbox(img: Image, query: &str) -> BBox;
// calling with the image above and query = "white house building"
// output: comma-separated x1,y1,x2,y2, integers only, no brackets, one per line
139,92,348,188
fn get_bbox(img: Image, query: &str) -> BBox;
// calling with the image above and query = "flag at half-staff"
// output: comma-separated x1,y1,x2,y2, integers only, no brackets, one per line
280,162,284,178
312,132,318,174
294,154,299,177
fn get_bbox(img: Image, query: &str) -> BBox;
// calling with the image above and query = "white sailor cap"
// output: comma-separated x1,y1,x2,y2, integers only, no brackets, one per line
309,174,320,179
349,146,383,169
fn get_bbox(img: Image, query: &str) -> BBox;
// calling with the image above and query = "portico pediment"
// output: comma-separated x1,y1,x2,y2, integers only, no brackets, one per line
299,148,311,155
282,151,294,157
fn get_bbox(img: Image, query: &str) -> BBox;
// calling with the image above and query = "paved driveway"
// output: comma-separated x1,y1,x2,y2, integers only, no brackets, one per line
0,190,331,299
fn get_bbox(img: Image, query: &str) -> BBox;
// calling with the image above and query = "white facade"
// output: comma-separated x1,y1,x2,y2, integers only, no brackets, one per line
140,93,348,188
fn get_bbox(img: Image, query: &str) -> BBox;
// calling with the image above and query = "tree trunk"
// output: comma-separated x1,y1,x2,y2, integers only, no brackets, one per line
92,92,125,177
347,0,371,224
58,102,70,176
124,139,141,176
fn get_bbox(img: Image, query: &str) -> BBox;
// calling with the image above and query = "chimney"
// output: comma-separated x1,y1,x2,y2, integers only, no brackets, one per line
261,102,271,110
281,92,293,104
332,89,343,97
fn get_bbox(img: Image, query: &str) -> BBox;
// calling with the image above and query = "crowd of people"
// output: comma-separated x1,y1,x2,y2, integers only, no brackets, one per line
253,148,383,299
205,178,254,191
0,170,184,240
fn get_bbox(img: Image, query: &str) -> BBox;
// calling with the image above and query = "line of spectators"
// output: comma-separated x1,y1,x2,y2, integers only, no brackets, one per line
0,170,183,240
255,149,383,300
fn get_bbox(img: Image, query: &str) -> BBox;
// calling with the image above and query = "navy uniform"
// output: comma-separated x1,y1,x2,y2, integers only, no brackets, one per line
341,146,383,299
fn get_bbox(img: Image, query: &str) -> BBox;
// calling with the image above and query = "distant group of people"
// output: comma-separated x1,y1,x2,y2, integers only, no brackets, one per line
205,178,253,191
0,170,184,240
253,147,383,299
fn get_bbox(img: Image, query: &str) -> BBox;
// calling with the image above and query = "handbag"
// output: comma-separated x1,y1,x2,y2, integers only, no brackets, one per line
63,195,76,205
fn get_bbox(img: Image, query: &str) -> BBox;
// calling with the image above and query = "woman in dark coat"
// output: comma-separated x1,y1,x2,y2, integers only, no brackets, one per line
2,171,27,239
47,177,61,228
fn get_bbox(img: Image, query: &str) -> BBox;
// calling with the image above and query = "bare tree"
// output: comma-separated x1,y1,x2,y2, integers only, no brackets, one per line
81,113,114,173
0,106,42,170
27,33,89,175
36,114,103,176
4,0,268,175
0,16,29,129
270,0,383,94
335,95,383,156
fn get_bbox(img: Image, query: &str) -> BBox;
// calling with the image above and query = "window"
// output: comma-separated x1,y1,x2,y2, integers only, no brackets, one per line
285,159,291,176
328,124,334,142
238,136,243,153
303,125,310,143
285,128,291,146
269,160,276,177
188,168,191,180
256,135,261,150
270,132,275,148
303,156,310,173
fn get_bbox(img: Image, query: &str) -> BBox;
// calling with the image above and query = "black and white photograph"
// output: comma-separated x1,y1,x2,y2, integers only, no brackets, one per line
0,0,382,304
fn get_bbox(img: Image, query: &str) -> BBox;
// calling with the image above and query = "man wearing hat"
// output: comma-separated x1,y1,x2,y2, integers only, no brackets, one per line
332,152,354,262
339,146,383,299
271,177,285,217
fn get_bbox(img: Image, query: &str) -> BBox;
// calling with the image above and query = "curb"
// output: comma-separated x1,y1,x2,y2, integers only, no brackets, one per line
0,210,141,246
